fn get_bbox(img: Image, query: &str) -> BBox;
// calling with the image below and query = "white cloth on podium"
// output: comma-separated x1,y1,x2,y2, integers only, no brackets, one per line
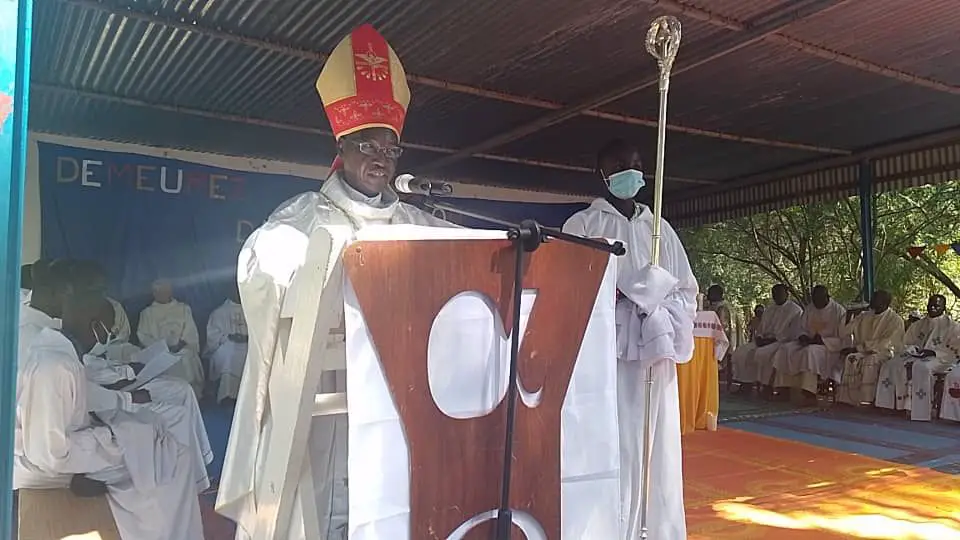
344,227,621,539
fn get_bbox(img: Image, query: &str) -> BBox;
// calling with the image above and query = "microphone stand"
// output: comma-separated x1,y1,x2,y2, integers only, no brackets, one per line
418,195,624,540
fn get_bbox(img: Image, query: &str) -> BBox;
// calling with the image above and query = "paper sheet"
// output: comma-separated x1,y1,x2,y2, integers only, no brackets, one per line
121,342,182,391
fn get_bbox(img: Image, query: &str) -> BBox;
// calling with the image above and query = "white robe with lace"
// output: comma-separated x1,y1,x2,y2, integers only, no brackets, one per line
772,299,849,392
137,300,205,395
732,300,802,385
564,198,696,540
206,299,248,402
876,315,959,420
15,315,204,540
216,172,451,539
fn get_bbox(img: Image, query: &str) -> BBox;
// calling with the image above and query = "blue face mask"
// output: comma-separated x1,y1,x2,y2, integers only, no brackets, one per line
604,169,645,199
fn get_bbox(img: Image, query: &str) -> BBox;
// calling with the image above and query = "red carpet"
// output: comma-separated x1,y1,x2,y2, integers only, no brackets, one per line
684,429,960,539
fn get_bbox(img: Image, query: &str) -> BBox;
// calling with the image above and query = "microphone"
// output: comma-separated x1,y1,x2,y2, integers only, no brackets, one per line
392,173,454,196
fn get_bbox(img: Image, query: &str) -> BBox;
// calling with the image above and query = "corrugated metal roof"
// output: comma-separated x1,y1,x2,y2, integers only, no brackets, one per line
30,0,960,215
609,39,960,151
784,0,960,86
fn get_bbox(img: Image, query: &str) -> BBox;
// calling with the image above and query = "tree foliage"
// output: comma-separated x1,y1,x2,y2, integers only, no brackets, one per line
681,181,960,317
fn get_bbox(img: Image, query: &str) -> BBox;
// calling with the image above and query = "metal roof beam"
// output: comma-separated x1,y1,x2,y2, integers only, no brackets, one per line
674,124,960,203
647,0,960,96
421,0,849,172
56,0,847,156
32,83,719,187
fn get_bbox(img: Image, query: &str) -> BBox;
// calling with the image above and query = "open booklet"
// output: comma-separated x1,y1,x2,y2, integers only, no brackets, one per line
120,341,182,391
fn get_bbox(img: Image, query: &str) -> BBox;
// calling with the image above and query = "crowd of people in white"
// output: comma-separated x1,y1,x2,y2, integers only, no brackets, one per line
713,283,960,423
14,259,248,539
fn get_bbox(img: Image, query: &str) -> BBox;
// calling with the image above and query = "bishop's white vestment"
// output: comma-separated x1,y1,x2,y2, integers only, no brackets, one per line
563,198,696,540
216,173,450,539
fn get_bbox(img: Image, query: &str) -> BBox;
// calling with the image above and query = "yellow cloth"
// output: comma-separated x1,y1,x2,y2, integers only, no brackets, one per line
678,337,719,434
677,311,727,434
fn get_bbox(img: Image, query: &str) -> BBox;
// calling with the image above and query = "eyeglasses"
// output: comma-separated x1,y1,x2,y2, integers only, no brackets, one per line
343,139,404,159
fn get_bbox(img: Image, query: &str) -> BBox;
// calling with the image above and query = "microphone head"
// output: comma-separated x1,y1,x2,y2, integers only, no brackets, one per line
394,173,416,194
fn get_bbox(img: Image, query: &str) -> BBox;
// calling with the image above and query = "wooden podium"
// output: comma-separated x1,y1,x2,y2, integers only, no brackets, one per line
252,226,621,540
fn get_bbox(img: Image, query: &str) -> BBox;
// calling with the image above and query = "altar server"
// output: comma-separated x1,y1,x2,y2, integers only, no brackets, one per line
563,138,696,540
216,24,449,539
137,279,204,396
15,259,204,540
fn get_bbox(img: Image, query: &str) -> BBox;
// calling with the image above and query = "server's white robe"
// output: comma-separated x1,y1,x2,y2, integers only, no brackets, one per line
137,299,205,395
876,315,960,420
564,198,696,540
108,297,132,343
205,299,248,402
14,313,204,540
772,299,849,393
732,300,802,385
216,172,451,539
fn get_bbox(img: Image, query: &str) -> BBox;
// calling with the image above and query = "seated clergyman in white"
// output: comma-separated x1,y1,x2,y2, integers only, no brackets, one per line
15,259,204,540
731,284,802,392
771,285,849,400
86,297,214,489
137,279,205,397
875,294,960,421
205,284,248,403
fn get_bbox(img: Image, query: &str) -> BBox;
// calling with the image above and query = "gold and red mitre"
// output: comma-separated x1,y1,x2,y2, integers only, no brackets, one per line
316,24,411,141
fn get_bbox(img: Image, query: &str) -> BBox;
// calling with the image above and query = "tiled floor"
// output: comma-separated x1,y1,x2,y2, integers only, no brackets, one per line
197,394,960,538
684,429,960,539
722,394,960,475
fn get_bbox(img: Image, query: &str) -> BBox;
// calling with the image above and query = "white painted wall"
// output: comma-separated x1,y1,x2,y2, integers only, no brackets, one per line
23,133,592,263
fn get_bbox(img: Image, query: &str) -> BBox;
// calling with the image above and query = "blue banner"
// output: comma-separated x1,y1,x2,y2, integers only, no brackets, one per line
37,142,317,335
37,142,591,341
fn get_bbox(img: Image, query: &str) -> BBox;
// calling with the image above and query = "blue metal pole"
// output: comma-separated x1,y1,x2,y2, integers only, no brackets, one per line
858,160,875,301
1,0,33,537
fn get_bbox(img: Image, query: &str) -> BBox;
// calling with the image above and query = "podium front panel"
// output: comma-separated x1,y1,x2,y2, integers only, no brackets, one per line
343,237,617,539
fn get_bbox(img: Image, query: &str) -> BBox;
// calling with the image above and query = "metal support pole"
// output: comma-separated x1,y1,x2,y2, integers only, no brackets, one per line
1,0,33,537
858,160,875,301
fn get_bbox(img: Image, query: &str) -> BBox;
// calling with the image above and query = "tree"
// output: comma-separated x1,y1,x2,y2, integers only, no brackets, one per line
681,180,960,315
